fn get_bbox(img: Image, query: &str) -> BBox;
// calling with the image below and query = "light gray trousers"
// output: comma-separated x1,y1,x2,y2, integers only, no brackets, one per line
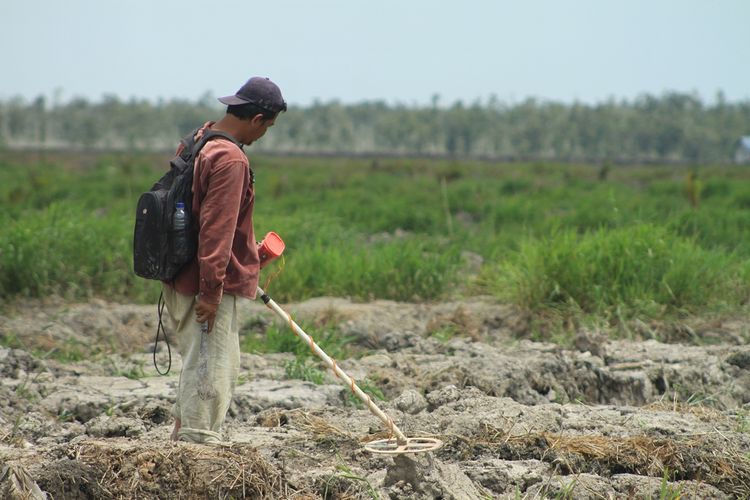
163,286,241,443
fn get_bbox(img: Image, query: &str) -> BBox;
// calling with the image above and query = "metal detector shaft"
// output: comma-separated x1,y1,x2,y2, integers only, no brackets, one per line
257,286,408,444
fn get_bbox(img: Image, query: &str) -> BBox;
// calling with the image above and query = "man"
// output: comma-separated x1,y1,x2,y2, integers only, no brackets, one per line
163,76,286,443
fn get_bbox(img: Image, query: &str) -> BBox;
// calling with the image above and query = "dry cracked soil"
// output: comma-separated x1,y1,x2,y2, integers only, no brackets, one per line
2,295,750,499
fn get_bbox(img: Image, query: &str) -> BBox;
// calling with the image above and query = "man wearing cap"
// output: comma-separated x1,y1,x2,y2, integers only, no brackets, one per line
162,77,287,443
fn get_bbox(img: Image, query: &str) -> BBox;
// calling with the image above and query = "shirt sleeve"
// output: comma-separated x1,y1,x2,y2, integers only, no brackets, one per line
197,159,246,304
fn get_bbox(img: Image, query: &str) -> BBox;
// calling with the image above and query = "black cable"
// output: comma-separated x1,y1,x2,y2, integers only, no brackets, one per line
153,290,172,375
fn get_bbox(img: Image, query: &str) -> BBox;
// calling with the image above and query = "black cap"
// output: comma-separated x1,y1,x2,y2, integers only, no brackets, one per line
218,77,287,113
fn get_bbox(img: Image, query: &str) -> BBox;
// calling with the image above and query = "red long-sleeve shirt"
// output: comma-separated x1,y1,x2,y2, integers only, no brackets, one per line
168,121,259,303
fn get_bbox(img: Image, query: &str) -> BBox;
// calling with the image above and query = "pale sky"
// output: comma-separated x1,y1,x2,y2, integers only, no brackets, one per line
2,0,749,106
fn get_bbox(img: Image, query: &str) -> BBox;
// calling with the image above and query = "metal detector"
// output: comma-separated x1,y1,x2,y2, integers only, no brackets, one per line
257,286,443,455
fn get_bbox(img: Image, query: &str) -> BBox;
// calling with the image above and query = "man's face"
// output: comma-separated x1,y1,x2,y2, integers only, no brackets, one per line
243,114,276,145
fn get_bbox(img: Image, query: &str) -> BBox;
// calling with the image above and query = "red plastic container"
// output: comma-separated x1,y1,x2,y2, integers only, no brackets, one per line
258,231,285,268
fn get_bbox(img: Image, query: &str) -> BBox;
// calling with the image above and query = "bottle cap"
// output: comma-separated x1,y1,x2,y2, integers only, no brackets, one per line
176,202,185,209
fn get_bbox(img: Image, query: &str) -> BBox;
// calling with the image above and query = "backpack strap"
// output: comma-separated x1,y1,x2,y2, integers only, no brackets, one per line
191,129,252,184
177,128,243,163
191,130,243,157
178,126,202,162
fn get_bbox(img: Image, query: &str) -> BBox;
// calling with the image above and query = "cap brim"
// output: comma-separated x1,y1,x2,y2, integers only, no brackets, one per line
217,95,250,105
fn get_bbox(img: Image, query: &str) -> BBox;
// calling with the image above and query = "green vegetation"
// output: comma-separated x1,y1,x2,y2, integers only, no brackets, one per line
283,358,326,385
240,317,385,400
43,339,91,363
659,468,683,500
2,153,750,337
343,378,385,408
241,318,371,387
555,478,578,500
105,357,147,380
428,324,462,343
0,332,93,363
735,410,750,434
325,460,380,500
480,224,750,319
240,320,353,360
0,332,25,350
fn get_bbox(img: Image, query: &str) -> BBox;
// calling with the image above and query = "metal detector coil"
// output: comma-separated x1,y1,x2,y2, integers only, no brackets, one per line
257,286,443,455
364,437,443,454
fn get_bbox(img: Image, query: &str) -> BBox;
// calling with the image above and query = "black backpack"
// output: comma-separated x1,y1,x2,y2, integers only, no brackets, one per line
133,127,242,281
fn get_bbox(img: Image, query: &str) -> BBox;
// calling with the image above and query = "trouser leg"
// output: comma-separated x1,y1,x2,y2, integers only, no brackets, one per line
163,286,240,443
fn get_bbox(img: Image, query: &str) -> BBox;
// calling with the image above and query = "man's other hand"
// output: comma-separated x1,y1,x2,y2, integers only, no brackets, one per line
196,299,219,332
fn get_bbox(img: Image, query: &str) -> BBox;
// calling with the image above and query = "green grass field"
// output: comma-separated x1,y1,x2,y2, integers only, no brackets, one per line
2,152,749,330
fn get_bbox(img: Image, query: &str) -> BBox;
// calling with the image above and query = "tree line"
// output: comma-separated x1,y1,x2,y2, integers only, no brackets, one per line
1,91,748,163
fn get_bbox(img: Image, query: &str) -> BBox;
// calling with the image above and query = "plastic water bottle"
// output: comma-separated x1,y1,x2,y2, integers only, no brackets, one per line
173,202,189,258
174,202,188,231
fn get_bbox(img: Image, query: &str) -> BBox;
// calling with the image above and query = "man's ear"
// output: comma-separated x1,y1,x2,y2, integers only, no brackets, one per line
250,114,266,126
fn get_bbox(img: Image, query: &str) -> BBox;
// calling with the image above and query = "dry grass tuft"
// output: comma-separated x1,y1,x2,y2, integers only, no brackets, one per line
256,408,290,428
38,438,299,499
425,306,482,341
257,408,354,446
643,400,727,421
0,463,47,500
288,410,352,441
311,305,351,329
468,423,750,497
